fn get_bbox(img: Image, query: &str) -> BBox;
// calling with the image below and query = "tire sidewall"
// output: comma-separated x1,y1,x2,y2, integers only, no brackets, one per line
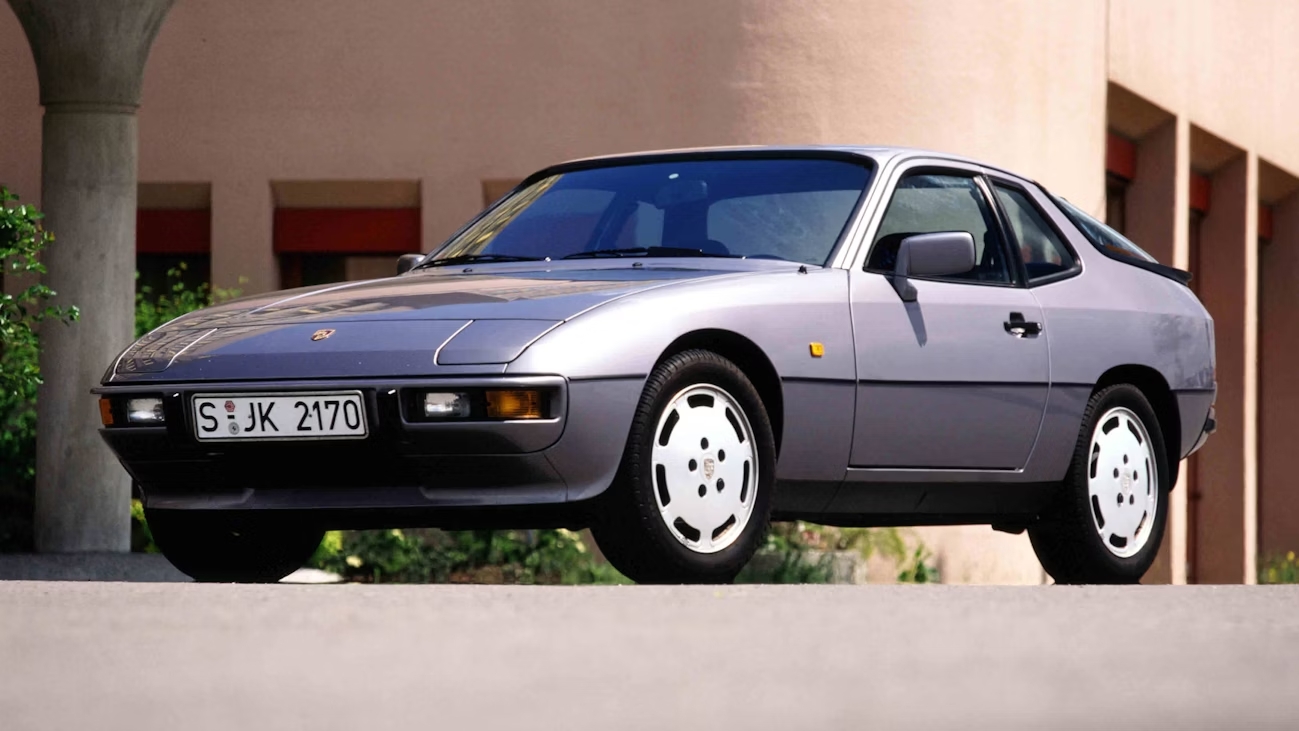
147,508,323,583
1071,385,1171,581
621,351,776,581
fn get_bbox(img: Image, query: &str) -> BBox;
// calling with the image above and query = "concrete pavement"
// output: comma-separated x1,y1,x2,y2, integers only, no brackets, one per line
1,583,1296,730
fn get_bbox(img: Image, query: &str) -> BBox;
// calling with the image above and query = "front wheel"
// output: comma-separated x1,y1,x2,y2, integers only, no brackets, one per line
1029,384,1170,584
591,349,776,584
146,508,324,583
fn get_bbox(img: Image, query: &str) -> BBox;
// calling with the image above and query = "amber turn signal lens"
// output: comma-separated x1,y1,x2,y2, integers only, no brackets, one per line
485,390,544,419
98,397,114,426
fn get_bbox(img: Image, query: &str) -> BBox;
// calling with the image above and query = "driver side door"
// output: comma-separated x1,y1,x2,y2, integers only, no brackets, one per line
848,165,1049,470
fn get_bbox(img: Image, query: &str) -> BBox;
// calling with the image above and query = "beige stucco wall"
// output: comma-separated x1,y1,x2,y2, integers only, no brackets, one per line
1109,0,1299,177
2,0,1108,292
3,0,1297,582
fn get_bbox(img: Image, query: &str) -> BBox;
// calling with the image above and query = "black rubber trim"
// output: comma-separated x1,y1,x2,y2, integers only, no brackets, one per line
1126,258,1193,286
984,177,1084,288
568,374,647,382
782,376,856,385
856,379,1045,387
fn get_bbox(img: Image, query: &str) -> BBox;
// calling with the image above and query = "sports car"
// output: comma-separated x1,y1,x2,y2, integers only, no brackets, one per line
97,146,1216,584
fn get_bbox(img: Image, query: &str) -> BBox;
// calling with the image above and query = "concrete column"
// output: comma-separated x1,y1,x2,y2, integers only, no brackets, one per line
1193,153,1259,584
8,0,174,551
1128,117,1190,585
1259,193,1299,559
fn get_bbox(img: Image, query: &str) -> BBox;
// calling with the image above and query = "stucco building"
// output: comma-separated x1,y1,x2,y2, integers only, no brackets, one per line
2,0,1295,583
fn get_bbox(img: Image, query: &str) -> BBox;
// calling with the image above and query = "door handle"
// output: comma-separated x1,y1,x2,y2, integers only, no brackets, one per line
1004,312,1042,337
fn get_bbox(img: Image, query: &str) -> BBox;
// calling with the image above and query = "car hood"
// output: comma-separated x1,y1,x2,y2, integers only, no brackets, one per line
168,266,724,328
105,264,765,382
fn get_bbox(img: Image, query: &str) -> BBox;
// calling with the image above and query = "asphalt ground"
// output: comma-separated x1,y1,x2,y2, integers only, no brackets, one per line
1,582,1296,730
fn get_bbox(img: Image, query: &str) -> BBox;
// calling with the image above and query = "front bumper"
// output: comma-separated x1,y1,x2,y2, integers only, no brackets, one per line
96,375,642,514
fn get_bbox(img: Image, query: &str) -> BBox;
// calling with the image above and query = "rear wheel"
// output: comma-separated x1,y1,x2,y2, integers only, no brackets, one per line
146,508,324,583
591,350,775,584
1030,384,1169,584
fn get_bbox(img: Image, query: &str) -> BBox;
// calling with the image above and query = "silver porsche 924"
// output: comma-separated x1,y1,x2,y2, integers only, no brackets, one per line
97,146,1216,584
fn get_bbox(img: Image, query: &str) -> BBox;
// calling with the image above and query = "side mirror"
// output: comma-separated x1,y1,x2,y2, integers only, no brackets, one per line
890,231,975,302
396,253,424,275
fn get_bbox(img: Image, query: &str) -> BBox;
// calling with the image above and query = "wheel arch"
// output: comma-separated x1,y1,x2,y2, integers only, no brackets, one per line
1093,364,1181,486
655,329,783,456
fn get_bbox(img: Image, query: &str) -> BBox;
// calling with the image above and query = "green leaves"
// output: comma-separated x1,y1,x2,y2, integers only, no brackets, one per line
135,263,241,338
309,528,629,585
1259,551,1299,584
0,186,79,550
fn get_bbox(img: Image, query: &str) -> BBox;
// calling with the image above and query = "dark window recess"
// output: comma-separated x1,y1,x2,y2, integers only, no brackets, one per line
136,254,211,300
1106,173,1128,234
866,173,1010,285
993,185,1078,282
280,254,345,290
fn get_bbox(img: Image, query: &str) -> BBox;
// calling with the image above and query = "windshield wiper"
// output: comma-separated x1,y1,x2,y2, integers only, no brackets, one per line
417,254,545,269
563,246,725,260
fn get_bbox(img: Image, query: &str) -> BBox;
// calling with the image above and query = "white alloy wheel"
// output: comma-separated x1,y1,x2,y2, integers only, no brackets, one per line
650,383,759,554
1087,406,1159,558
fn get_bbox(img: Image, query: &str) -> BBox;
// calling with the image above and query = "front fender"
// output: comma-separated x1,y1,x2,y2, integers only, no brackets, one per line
510,267,858,493
508,268,854,381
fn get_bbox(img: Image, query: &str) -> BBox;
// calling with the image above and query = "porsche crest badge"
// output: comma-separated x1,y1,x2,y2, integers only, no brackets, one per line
311,329,336,342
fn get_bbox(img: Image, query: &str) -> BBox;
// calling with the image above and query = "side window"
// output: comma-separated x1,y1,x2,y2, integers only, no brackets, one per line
866,173,1010,284
993,184,1076,281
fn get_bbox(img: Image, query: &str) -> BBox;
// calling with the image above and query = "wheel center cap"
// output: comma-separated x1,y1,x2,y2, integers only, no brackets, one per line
702,456,716,481
1121,472,1132,492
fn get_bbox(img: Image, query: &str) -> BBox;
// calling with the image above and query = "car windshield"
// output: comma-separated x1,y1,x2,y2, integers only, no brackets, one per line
424,157,873,267
1052,195,1157,263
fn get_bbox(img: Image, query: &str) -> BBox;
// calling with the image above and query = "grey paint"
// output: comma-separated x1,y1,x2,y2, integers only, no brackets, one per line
897,231,976,277
96,145,1216,527
544,378,648,502
1175,390,1216,458
848,273,1049,469
437,320,559,366
114,321,474,381
10,0,175,552
773,380,857,483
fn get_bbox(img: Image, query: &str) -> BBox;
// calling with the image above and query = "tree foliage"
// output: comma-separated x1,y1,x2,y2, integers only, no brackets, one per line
0,187,79,549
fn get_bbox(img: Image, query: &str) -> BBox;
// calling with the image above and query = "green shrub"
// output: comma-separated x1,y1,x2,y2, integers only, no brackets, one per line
135,262,240,338
310,527,629,585
735,548,835,584
1259,551,1299,584
895,545,941,583
0,187,79,551
736,522,938,584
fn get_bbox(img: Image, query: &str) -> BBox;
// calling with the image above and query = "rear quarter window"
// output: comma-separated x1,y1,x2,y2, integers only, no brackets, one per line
1052,195,1156,263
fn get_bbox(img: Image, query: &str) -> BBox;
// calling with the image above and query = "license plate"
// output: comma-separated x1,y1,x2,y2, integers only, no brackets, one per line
192,392,368,441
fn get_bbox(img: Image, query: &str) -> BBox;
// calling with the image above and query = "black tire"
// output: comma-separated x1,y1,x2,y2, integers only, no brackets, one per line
591,349,776,584
1029,384,1170,584
146,508,324,583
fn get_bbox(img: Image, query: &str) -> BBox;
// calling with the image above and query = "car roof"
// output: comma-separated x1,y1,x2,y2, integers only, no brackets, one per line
551,144,1031,184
